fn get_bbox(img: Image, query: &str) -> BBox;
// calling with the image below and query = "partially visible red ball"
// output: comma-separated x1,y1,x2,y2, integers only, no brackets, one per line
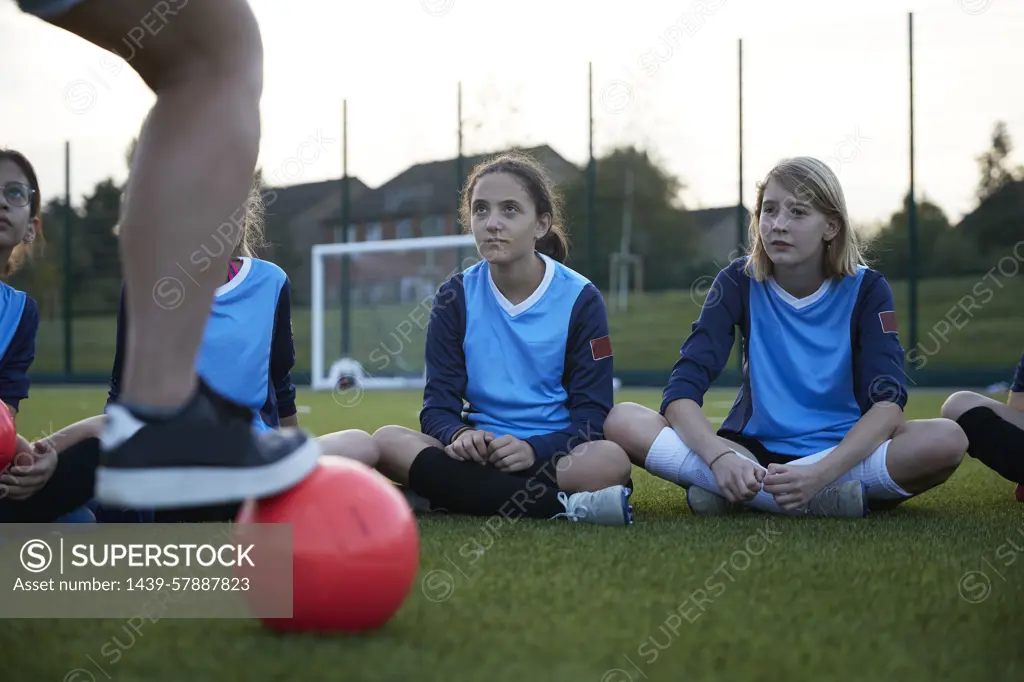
236,456,419,633
1015,484,1023,503
0,405,17,472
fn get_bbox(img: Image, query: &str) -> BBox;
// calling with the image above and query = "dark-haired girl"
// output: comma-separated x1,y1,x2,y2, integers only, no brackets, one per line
0,148,84,521
373,152,634,526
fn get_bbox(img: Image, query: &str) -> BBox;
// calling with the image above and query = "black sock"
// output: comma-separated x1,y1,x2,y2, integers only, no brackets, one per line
957,406,1024,484
407,447,566,518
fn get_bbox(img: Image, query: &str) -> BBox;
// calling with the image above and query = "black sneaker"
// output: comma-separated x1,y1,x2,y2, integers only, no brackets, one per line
95,380,320,509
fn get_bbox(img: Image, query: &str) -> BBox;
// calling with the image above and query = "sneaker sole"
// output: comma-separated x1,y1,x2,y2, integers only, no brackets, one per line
94,437,321,509
621,487,634,525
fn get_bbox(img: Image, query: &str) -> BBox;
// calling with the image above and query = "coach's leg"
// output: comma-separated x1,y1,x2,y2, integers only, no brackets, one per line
319,429,379,468
941,391,1024,483
43,0,318,510
46,0,262,412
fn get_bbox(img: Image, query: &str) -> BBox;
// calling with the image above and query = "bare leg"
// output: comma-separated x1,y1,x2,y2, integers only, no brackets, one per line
880,418,967,495
26,0,319,509
552,440,633,493
941,391,1024,484
941,391,1024,428
318,430,380,468
371,425,443,485
48,0,263,409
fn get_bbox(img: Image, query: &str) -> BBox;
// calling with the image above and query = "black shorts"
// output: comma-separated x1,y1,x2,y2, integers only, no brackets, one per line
716,430,802,468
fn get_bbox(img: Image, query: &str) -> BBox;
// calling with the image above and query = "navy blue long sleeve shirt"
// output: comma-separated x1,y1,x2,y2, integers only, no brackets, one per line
420,255,615,462
0,291,37,413
661,258,908,458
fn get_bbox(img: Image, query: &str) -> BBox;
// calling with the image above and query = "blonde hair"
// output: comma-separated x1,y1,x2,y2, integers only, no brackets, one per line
744,156,868,282
113,176,267,259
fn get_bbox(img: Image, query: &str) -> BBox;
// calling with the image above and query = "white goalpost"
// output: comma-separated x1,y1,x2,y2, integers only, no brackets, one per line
310,233,477,391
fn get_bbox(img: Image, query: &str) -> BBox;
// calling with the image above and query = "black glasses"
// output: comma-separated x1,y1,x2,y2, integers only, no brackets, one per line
1,182,35,208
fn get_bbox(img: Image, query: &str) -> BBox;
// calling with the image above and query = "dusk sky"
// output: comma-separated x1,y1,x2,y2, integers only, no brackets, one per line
2,0,1021,229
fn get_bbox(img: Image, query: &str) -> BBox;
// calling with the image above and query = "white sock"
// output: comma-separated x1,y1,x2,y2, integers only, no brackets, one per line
644,427,724,495
645,427,800,514
843,442,912,500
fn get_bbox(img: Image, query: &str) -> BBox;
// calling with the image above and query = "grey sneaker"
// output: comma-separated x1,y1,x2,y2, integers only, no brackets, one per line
686,486,742,515
803,480,868,518
552,486,633,526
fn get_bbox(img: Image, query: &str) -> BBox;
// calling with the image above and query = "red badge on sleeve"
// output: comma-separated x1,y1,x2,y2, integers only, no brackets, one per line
590,336,613,361
878,311,898,334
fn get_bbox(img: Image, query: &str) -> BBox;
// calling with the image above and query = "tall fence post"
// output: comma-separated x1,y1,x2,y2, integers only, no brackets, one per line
63,140,73,379
907,12,918,366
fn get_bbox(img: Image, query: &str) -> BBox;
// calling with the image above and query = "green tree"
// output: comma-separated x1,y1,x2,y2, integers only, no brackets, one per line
76,179,124,313
870,195,955,279
562,146,698,291
975,121,1023,204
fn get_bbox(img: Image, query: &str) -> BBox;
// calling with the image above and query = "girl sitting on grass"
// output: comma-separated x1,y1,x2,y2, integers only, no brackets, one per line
604,156,967,517
941,352,1024,501
0,148,83,522
372,152,634,526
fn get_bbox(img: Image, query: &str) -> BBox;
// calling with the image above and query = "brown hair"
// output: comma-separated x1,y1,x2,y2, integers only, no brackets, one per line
0,149,43,277
745,156,868,282
458,151,569,263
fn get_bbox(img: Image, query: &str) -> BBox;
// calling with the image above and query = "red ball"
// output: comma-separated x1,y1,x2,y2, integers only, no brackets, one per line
1015,484,1024,503
0,405,17,472
236,456,419,633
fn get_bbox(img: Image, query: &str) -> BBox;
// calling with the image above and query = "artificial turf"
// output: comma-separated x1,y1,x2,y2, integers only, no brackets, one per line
3,386,1023,682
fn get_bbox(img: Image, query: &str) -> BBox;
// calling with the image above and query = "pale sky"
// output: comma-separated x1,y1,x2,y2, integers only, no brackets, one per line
2,0,1022,228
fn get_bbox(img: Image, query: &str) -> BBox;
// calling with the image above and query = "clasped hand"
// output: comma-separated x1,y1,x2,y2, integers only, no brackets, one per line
710,447,830,510
444,429,536,473
762,462,831,511
1,435,58,501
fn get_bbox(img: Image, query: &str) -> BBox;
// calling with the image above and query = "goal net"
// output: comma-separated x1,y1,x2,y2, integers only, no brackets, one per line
310,234,480,391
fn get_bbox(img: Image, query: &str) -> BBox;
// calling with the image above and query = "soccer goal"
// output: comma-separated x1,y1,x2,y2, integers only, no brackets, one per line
309,233,480,391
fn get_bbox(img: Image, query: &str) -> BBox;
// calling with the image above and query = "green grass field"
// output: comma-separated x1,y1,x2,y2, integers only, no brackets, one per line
4,386,1023,682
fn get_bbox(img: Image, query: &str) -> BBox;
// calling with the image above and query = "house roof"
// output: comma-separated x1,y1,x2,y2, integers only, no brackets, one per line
688,205,750,232
325,144,581,225
261,177,369,225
